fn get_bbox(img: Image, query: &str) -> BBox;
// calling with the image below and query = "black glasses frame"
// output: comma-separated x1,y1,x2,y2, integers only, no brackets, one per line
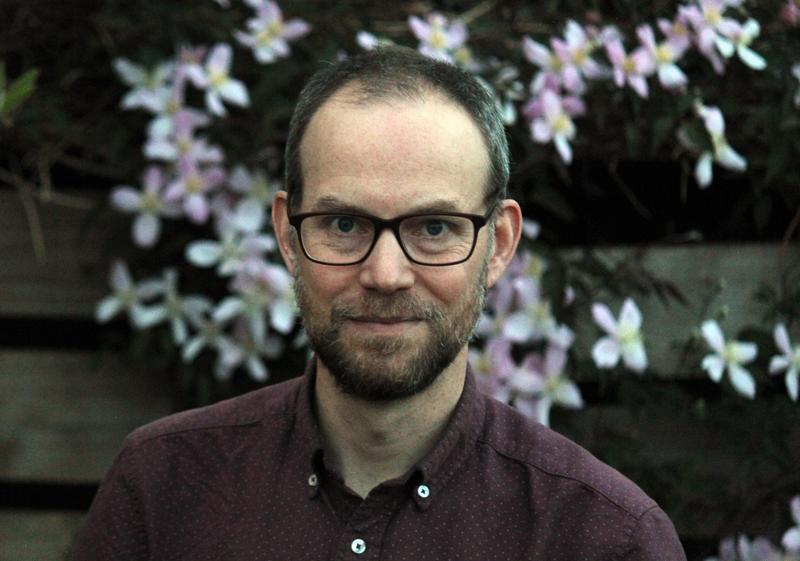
288,202,497,267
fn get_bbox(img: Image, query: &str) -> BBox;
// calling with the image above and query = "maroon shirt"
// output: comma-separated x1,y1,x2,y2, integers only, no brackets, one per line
72,363,686,560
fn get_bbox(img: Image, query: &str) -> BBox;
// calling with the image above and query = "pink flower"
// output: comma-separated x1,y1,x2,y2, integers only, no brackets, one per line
408,12,468,63
164,159,225,224
469,338,514,401
234,0,310,64
591,298,648,373
185,43,250,116
530,90,577,163
637,24,689,89
551,20,605,92
769,324,800,401
111,166,181,247
509,343,583,426
605,39,654,98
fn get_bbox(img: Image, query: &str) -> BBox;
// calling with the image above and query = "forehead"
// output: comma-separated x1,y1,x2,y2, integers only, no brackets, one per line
298,90,490,215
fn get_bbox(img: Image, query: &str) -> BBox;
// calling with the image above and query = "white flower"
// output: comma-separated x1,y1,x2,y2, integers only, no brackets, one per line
637,24,688,89
227,165,280,232
185,43,249,116
783,496,800,552
700,320,757,398
134,269,212,345
113,58,174,113
591,298,648,373
792,64,800,108
95,261,164,327
715,18,766,70
694,102,747,188
769,323,800,401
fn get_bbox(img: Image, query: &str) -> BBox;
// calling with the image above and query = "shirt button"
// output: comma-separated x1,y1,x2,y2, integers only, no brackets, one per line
351,538,366,555
308,473,318,487
416,484,430,498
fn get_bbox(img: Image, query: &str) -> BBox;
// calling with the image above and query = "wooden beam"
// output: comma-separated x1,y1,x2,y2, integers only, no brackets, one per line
0,349,172,482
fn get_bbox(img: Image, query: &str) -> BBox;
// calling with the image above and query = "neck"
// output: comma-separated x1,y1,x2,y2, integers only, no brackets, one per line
314,349,468,498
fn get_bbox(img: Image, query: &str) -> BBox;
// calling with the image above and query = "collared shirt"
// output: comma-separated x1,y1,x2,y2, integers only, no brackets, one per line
72,363,686,561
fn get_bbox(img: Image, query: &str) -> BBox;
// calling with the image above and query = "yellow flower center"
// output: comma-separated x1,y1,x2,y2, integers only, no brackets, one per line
552,113,572,135
140,192,161,213
209,69,227,89
655,43,674,64
430,28,447,50
257,20,284,45
705,7,721,26
622,56,636,74
186,174,203,193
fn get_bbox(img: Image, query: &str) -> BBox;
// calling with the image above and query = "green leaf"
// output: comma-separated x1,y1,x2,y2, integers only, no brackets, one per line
0,68,39,116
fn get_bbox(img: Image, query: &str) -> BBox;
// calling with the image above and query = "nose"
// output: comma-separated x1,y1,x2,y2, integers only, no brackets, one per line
358,228,415,293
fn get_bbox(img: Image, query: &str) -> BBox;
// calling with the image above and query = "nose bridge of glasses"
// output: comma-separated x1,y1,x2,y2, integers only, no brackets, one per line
368,216,410,260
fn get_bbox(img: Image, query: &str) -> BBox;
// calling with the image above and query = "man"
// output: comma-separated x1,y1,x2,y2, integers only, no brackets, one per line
73,47,686,560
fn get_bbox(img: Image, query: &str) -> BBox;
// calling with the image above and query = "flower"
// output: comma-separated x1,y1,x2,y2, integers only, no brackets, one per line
234,0,310,64
144,109,222,164
164,158,226,224
95,261,164,327
113,58,174,113
509,342,583,427
784,496,800,552
135,269,213,345
186,224,276,277
227,165,280,232
700,319,757,398
501,277,558,344
769,324,800,401
637,24,689,89
694,102,747,188
530,89,577,163
408,12,468,63
605,39,654,98
715,18,766,70
522,36,566,94
213,259,295,344
110,166,181,247
708,535,787,561
214,319,284,381
468,337,514,401
591,298,648,373
185,43,250,116
794,63,800,107
551,20,605,91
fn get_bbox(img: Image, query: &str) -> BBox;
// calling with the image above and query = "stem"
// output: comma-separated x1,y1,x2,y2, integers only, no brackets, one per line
607,160,653,221
460,0,498,24
0,167,47,263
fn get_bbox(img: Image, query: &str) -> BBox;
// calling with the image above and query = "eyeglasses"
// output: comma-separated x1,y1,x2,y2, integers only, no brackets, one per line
288,203,496,266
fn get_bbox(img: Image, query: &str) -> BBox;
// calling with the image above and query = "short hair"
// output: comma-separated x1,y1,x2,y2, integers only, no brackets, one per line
284,46,509,213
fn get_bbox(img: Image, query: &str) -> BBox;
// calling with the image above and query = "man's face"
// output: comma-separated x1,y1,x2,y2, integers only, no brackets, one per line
287,89,495,400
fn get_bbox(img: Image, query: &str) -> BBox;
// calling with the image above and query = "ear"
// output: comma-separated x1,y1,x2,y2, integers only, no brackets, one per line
485,199,522,289
272,190,298,275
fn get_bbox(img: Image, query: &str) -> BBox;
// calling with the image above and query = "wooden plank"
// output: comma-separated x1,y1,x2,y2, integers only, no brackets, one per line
0,189,107,319
0,349,172,482
566,243,799,377
0,510,85,561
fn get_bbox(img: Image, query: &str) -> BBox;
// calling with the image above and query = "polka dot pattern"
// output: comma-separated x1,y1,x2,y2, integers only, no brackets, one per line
71,364,686,560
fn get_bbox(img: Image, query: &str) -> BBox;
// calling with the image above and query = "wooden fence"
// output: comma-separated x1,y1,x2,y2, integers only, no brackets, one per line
1,186,797,559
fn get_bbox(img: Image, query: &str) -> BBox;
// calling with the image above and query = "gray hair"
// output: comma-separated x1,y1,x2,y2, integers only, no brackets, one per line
284,46,509,213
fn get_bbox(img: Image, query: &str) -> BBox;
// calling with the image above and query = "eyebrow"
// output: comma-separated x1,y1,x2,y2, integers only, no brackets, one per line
310,195,464,215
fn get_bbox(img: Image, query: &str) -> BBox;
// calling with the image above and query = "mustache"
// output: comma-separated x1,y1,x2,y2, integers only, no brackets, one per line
330,294,444,322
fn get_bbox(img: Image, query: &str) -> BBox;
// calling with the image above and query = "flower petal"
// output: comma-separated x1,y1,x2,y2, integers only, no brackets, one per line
110,187,141,212
774,323,792,355
695,152,713,188
95,296,122,322
186,240,222,267
133,213,160,248
622,341,648,373
270,299,296,334
701,354,725,382
701,320,725,353
620,298,642,330
592,302,618,335
219,79,250,107
592,337,621,369
728,363,756,398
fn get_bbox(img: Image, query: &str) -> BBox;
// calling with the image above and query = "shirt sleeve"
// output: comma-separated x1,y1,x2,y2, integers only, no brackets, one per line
70,444,148,561
622,505,687,561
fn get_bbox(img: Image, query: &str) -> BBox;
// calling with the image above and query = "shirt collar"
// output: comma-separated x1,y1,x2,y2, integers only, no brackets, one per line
292,359,487,508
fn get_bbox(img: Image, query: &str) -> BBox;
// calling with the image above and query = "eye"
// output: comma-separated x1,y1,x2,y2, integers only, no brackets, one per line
422,220,448,237
331,216,357,233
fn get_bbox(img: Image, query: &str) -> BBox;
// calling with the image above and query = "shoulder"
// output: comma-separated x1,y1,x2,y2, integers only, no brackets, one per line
478,394,657,520
125,376,304,448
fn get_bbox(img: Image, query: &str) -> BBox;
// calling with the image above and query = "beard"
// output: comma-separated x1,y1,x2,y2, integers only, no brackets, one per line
294,259,489,401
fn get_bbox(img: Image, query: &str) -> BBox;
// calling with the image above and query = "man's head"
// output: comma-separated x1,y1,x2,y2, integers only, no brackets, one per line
283,46,510,214
273,47,521,401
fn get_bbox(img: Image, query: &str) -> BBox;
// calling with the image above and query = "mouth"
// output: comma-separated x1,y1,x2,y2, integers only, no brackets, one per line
346,316,424,333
